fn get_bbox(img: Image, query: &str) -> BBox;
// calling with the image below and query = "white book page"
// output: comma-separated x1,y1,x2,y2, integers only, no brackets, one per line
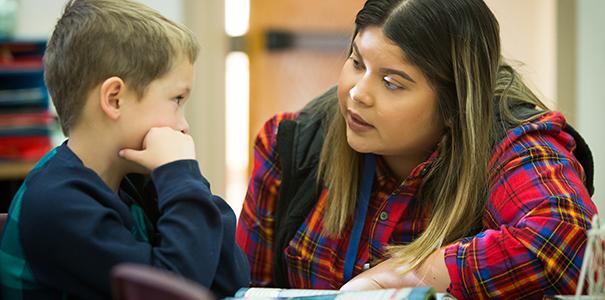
243,288,340,297
240,287,430,300
336,289,412,300
278,289,340,297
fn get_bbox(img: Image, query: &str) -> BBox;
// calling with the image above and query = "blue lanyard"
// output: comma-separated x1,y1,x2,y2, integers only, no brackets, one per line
343,153,376,282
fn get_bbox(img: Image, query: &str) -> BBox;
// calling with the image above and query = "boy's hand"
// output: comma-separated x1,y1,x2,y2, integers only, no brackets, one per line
119,127,196,171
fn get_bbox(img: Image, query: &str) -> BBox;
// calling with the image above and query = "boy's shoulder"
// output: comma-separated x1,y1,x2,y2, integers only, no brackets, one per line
25,143,99,191
13,142,135,252
19,142,117,217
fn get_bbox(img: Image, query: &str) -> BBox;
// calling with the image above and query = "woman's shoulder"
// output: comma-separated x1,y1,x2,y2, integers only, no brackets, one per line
249,112,301,167
492,111,570,156
255,112,300,144
252,86,338,163
488,111,592,187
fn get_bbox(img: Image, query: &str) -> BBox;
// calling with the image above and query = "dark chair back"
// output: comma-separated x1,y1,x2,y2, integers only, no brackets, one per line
0,213,7,237
111,263,216,300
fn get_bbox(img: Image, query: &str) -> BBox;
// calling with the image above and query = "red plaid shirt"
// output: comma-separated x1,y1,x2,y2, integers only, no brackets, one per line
236,111,597,299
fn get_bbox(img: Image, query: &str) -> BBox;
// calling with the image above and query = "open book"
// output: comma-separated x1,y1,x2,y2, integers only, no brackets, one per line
224,287,455,300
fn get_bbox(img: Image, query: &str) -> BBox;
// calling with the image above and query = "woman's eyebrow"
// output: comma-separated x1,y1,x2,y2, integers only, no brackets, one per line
352,41,415,83
381,67,415,83
352,43,363,60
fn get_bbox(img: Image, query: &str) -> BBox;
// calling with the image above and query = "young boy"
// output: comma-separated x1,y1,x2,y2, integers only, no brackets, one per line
0,0,249,299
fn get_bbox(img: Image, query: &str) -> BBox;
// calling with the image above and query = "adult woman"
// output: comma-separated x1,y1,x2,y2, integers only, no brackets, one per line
236,0,597,298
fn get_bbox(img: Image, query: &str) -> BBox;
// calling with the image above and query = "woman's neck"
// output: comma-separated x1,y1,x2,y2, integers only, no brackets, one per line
381,153,425,181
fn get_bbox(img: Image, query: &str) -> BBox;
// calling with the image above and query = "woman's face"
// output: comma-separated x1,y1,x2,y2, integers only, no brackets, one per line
337,26,444,168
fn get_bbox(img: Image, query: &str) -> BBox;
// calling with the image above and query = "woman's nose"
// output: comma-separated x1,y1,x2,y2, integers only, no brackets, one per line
349,78,373,106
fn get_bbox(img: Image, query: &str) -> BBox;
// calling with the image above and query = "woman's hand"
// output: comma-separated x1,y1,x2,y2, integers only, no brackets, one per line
340,247,451,292
340,258,422,291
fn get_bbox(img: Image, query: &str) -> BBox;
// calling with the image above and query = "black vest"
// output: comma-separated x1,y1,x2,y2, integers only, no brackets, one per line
272,87,595,287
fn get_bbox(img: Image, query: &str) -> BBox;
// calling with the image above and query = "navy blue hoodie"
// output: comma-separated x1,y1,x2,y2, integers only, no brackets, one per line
0,142,249,299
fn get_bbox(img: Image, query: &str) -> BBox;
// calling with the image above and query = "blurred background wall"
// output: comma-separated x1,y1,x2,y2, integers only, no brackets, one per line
2,0,603,216
577,0,605,215
14,0,184,37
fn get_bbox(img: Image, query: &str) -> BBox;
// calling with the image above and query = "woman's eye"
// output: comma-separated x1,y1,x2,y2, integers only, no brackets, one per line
383,77,401,90
351,57,363,70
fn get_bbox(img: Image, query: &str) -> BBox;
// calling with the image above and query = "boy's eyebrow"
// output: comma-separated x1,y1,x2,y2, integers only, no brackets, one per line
177,87,191,94
352,42,416,84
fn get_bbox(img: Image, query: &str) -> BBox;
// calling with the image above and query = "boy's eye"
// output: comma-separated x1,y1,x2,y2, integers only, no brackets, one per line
174,96,185,105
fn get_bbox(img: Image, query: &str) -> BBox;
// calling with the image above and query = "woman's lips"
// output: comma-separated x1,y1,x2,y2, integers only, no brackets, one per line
347,110,374,133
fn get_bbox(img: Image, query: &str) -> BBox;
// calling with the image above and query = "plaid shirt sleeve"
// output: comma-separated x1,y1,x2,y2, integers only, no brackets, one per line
236,112,299,286
444,113,598,299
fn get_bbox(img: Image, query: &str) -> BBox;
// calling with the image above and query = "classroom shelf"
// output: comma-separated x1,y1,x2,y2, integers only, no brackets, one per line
0,161,35,180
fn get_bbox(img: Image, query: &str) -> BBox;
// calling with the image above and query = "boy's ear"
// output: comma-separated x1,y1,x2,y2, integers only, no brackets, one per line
99,76,126,120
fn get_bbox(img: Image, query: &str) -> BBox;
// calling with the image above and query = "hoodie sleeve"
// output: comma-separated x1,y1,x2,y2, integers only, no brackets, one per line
444,113,597,299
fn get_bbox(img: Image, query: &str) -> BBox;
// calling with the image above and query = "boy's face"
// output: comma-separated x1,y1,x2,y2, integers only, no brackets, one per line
120,58,194,153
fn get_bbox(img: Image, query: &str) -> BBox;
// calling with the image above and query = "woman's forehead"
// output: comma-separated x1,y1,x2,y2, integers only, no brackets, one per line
353,26,413,67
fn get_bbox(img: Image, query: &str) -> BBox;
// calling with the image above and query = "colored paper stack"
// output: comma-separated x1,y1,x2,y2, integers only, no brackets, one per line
0,39,54,163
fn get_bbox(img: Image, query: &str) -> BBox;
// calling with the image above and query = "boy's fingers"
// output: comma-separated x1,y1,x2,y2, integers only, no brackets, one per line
119,149,144,164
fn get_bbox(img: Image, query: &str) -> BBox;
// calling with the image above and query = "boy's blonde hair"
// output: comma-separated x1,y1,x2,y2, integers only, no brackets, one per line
44,0,199,135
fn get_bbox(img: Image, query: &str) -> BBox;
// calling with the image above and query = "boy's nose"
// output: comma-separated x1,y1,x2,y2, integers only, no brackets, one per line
179,119,190,134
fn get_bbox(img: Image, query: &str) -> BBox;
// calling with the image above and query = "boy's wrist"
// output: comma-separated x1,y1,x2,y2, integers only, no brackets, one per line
150,159,208,203
151,159,200,177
